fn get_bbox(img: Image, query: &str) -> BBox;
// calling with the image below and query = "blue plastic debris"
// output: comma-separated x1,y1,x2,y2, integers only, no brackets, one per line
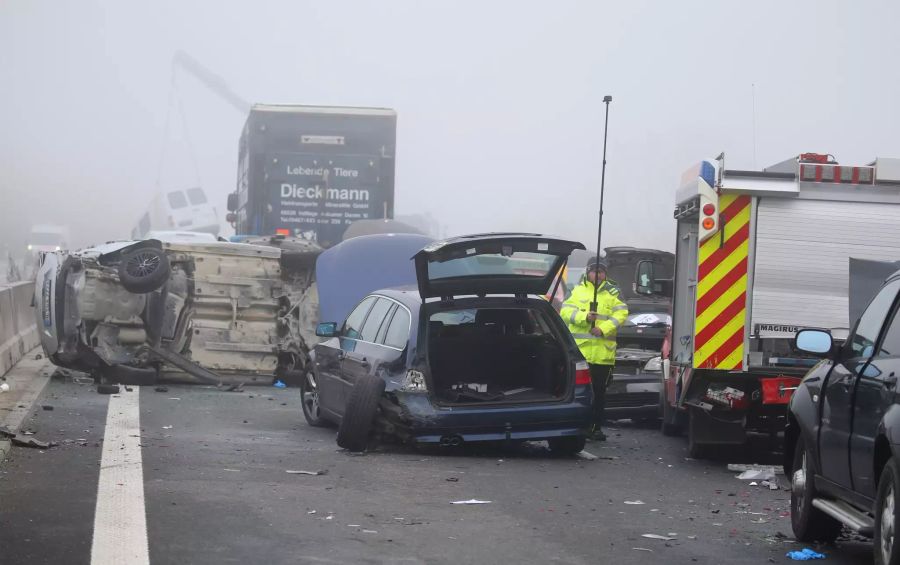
786,548,826,560
273,380,287,389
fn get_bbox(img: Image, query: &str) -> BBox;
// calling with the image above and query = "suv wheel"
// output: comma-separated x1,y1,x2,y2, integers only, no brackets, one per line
299,368,328,427
791,435,842,543
875,458,900,565
336,375,385,452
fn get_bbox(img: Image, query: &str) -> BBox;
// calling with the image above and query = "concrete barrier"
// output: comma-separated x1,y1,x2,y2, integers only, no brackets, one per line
0,281,39,377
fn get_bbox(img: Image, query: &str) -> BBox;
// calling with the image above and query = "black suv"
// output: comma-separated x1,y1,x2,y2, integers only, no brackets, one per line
787,269,900,564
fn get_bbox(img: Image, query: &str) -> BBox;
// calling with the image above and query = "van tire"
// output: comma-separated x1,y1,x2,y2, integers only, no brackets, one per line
118,248,170,294
336,375,385,452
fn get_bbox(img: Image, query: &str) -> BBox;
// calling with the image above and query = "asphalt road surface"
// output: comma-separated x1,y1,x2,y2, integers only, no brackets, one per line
0,375,876,565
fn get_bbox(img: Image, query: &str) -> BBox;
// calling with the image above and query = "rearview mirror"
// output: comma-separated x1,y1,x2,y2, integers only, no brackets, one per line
794,329,833,356
226,193,238,212
316,322,338,338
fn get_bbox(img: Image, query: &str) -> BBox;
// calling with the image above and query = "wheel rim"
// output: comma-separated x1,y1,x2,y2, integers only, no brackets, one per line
793,451,808,520
125,252,160,278
882,484,895,564
302,370,320,420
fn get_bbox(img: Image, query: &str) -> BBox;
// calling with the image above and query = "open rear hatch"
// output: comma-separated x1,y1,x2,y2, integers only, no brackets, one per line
415,233,586,405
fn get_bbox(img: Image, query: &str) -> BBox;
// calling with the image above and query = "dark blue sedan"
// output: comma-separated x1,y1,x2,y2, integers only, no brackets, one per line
302,233,594,454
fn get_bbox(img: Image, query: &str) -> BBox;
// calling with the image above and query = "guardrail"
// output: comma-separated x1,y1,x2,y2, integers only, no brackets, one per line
0,281,38,377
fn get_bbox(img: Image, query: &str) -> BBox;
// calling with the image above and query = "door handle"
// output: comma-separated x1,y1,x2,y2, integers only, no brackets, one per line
885,373,897,389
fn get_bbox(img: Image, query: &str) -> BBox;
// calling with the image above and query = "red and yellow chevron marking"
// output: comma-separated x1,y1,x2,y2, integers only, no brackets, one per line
693,194,751,370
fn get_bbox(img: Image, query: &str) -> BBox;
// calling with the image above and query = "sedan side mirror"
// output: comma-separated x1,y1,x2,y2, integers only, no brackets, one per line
794,329,833,356
226,193,239,212
316,322,339,338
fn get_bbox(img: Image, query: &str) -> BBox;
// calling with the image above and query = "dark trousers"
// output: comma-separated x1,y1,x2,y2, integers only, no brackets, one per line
589,364,613,428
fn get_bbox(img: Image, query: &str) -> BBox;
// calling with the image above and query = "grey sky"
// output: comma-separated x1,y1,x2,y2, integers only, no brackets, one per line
2,1,899,252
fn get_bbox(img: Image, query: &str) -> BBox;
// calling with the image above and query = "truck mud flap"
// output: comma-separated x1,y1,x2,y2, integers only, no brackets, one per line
142,345,223,386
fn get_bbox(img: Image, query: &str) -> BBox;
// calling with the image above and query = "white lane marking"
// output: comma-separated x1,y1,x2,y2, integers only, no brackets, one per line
91,388,149,565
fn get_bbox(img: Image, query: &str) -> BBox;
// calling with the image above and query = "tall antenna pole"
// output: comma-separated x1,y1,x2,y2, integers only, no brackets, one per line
751,83,758,169
591,95,613,323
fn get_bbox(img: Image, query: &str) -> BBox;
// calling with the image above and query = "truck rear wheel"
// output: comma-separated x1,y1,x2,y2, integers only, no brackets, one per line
660,387,683,437
687,408,708,459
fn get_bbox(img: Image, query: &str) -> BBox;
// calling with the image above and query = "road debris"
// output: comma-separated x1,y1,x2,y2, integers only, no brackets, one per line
632,548,653,552
624,500,646,505
446,477,459,482
785,548,826,560
223,469,240,472
347,524,361,527
73,375,95,385
641,534,676,541
451,499,492,505
34,353,43,360
0,426,15,438
11,436,52,449
576,450,598,461
286,469,328,476
736,468,776,481
362,530,378,534
42,405,54,411
273,380,287,389
307,510,317,515
154,386,169,393
728,463,783,475
162,426,173,430
0,383,9,393
760,480,780,490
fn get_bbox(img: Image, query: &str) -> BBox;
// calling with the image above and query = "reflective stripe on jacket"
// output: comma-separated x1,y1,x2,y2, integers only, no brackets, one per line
559,279,629,365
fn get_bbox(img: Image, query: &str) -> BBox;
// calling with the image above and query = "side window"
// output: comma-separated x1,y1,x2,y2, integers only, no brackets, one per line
360,298,393,343
877,304,900,358
376,304,398,344
343,296,377,340
384,307,411,349
849,280,900,358
187,187,207,205
167,191,188,210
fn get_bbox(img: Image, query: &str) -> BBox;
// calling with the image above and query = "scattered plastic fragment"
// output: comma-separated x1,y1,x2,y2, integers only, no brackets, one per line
451,499,491,505
632,548,653,552
307,510,317,515
0,427,15,438
642,534,676,541
273,380,287,389
760,480,780,490
577,450,598,461
154,386,169,393
223,469,240,472
362,530,378,534
0,383,9,393
286,469,328,476
786,548,826,560
624,500,646,505
42,405,54,411
446,477,459,482
347,524,361,528
737,468,777,481
11,436,51,449
162,426,173,430
729,463,783,475
749,481,759,486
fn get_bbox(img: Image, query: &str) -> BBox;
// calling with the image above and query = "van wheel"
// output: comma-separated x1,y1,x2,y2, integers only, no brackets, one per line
875,458,900,565
791,435,842,543
299,368,329,428
548,436,587,456
336,375,385,452
118,248,170,294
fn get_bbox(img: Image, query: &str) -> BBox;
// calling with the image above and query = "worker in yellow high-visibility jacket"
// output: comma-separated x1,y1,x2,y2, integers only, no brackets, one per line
559,257,629,441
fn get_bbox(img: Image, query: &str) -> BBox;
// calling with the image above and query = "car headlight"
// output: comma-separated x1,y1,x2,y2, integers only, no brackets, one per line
644,356,663,372
27,244,33,251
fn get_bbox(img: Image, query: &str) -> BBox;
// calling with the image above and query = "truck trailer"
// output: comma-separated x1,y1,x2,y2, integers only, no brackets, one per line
653,153,900,457
227,104,397,248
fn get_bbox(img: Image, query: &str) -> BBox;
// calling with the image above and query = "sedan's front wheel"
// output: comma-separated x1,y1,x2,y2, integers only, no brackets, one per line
875,458,900,565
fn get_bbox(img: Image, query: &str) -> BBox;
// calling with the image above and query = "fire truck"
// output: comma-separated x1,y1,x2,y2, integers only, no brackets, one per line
649,153,900,457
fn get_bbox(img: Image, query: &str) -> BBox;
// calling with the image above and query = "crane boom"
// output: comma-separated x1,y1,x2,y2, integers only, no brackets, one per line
172,50,251,115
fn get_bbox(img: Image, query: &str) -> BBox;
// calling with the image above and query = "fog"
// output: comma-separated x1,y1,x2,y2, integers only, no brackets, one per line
2,0,899,254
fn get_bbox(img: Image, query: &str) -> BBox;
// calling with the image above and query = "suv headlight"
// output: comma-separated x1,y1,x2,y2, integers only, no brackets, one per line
644,356,662,372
